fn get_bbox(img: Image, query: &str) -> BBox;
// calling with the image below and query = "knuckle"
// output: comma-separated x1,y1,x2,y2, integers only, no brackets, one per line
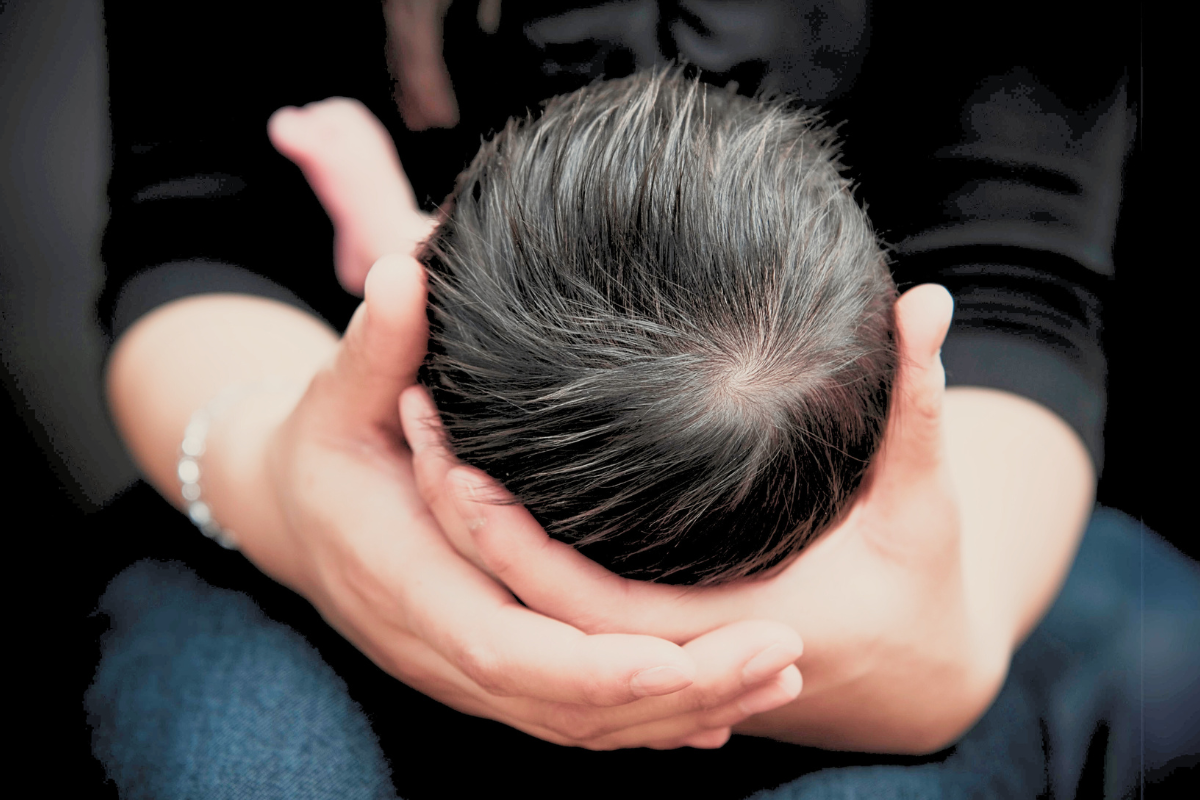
680,682,725,714
579,738,620,752
542,705,611,742
454,643,509,695
642,738,685,751
696,703,743,730
474,533,517,577
575,675,627,708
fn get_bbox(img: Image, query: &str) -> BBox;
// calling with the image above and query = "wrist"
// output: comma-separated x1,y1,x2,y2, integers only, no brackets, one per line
194,382,307,572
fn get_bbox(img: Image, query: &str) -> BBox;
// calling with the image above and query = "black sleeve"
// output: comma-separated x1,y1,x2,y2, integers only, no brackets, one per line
500,1,1132,470
101,0,1129,471
99,1,548,344
833,1,1135,472
99,1,402,342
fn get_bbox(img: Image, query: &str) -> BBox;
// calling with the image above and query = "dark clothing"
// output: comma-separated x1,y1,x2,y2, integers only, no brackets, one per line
100,0,1131,468
94,1,1158,796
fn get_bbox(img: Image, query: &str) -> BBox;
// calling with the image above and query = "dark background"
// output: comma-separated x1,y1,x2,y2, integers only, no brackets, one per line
0,0,1172,789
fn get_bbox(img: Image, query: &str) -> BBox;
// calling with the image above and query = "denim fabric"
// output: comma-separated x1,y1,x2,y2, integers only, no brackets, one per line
88,508,1199,799
1031,507,1200,797
86,562,398,800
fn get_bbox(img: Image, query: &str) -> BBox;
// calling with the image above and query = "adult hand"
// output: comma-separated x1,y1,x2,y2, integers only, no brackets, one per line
242,254,804,749
408,284,1014,754
254,98,807,750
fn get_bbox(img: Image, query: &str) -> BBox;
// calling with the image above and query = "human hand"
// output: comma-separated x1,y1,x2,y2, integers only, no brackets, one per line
408,283,1012,754
225,253,806,749
258,98,810,748
269,98,436,296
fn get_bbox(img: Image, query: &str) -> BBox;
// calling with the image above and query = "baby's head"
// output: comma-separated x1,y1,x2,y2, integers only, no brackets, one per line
420,69,897,586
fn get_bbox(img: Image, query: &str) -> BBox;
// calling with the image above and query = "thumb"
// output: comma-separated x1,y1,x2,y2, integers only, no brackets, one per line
880,284,954,475
319,254,428,432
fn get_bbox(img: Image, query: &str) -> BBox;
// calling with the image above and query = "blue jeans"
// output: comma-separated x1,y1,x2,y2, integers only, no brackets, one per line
86,508,1199,799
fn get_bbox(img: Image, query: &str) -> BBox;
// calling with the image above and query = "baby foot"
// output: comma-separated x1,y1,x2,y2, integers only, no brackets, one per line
269,98,437,295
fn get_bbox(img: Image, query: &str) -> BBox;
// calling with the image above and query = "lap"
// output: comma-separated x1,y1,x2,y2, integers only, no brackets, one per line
86,508,1200,799
86,561,398,800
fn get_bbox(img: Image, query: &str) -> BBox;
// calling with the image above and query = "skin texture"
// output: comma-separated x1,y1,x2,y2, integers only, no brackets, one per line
107,97,1094,753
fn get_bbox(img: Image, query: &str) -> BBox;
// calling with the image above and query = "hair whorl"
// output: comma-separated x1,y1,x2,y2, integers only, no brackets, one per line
422,69,896,585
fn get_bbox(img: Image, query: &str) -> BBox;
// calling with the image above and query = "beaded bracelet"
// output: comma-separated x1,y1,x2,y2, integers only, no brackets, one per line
177,379,297,549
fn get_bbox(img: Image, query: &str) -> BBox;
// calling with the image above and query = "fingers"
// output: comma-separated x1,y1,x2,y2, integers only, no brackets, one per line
317,254,428,433
314,463,707,710
414,586,704,707
518,621,803,749
435,458,736,642
357,620,797,753
857,284,959,560
399,384,463,507
640,666,803,750
400,385,500,573
353,501,704,708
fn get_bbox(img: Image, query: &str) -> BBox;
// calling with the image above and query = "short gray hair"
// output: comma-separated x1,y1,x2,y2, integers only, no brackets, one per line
421,69,897,585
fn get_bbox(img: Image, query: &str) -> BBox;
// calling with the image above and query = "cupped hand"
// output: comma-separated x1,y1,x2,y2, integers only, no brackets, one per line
254,98,806,749
246,254,802,749
411,284,1013,754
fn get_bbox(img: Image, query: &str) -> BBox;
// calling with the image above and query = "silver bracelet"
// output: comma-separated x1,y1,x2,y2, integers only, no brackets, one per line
177,379,297,550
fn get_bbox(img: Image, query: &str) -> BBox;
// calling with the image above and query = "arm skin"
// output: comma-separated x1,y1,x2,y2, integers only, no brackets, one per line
738,385,1095,750
946,387,1094,655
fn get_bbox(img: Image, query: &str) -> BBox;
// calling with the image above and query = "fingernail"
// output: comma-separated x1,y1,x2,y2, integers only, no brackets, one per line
741,642,801,685
630,665,692,698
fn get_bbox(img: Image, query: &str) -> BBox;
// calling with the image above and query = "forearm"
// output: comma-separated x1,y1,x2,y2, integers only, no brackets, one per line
946,387,1096,651
106,294,339,543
